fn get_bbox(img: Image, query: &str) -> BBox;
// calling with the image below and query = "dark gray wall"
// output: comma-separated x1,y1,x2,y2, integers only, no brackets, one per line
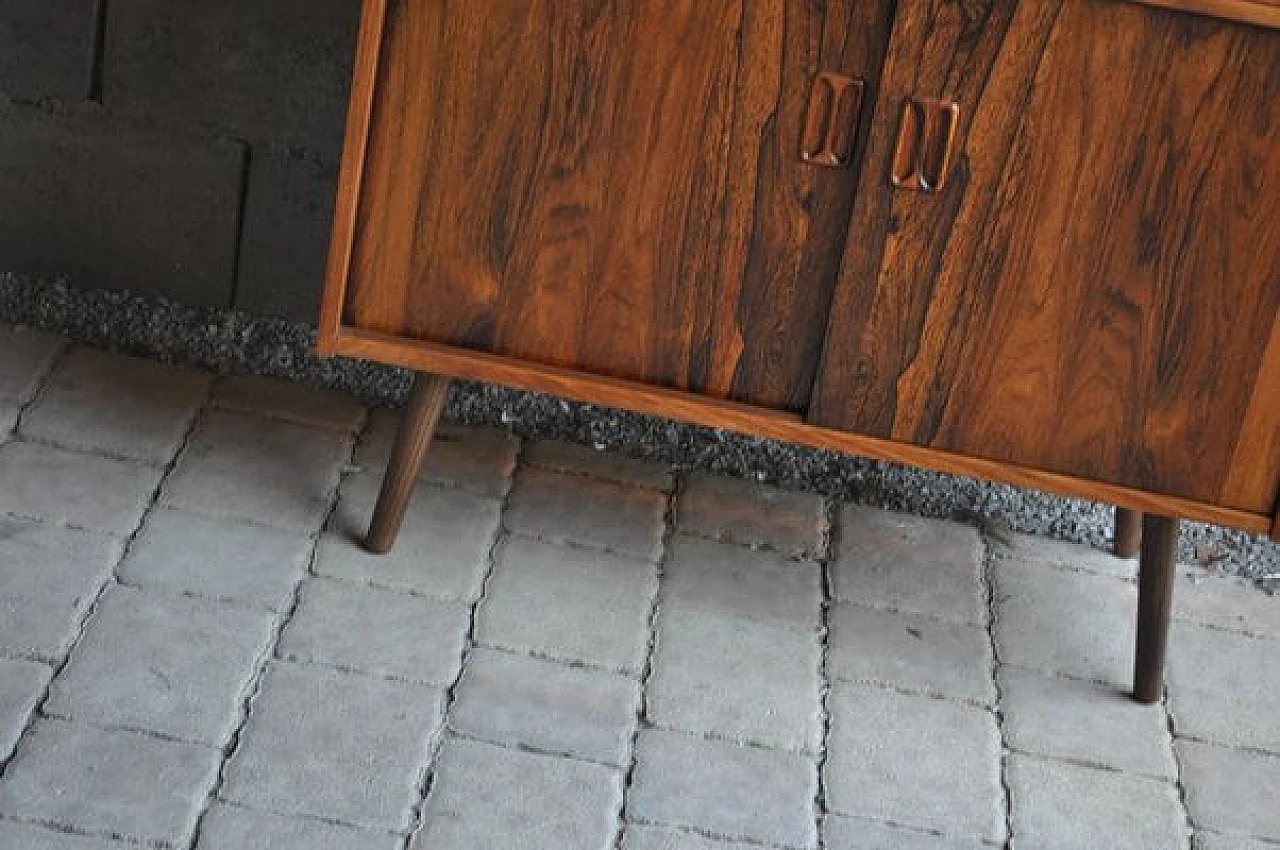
0,0,360,322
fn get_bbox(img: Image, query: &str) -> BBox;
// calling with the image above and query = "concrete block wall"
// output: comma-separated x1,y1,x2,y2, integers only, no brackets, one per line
0,0,360,322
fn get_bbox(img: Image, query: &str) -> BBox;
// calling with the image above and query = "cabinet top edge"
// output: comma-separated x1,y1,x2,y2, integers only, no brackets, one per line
1118,0,1280,29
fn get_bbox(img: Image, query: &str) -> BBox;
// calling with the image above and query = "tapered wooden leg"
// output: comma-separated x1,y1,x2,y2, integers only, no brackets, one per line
1133,515,1178,704
364,373,451,554
1114,507,1143,559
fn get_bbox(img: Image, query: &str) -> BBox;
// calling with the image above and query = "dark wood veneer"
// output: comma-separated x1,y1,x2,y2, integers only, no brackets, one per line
810,0,1280,516
341,0,895,413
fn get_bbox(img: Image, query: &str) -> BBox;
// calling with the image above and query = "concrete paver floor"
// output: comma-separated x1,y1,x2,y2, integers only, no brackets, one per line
0,325,1277,850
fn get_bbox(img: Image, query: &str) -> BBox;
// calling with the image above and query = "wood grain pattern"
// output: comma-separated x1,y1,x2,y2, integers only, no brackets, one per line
331,326,1274,535
340,0,893,412
811,0,1280,513
1224,316,1280,512
1120,0,1280,29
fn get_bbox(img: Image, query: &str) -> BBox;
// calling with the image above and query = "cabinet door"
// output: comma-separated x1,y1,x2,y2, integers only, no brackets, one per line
809,0,1280,512
342,0,891,412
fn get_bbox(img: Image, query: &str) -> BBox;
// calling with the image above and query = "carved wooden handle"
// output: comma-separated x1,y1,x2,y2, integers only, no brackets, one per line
891,97,960,192
800,72,865,168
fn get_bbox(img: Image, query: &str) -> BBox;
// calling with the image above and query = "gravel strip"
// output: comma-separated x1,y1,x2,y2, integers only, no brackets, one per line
3,272,1276,586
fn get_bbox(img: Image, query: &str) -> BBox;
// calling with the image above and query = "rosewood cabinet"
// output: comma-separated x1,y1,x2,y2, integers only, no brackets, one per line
320,0,1280,703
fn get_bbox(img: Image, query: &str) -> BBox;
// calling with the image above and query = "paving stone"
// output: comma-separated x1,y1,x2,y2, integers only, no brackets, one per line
0,326,64,433
993,557,1137,686
506,466,666,560
0,657,50,760
0,718,220,846
647,607,822,752
525,439,675,491
211,374,365,433
449,648,641,766
1174,571,1279,639
20,349,209,462
1003,533,1138,580
662,534,822,632
677,474,827,558
622,825,761,850
0,821,127,849
832,506,986,627
824,816,991,849
825,683,1004,842
355,414,518,498
0,518,121,659
1168,622,1280,753
46,585,276,745
1194,832,1279,850
475,537,658,675
0,107,244,307
119,507,312,610
1007,754,1187,850
1178,737,1280,837
627,730,818,849
197,802,404,850
828,603,995,705
235,148,340,323
0,326,64,398
2,403,19,437
104,0,358,155
998,667,1175,779
0,0,96,100
414,735,622,850
159,410,350,531
278,578,469,684
222,662,445,830
0,441,165,535
319,472,501,601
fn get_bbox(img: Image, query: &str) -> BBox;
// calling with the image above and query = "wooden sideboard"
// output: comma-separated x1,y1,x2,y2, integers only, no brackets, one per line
319,0,1280,703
